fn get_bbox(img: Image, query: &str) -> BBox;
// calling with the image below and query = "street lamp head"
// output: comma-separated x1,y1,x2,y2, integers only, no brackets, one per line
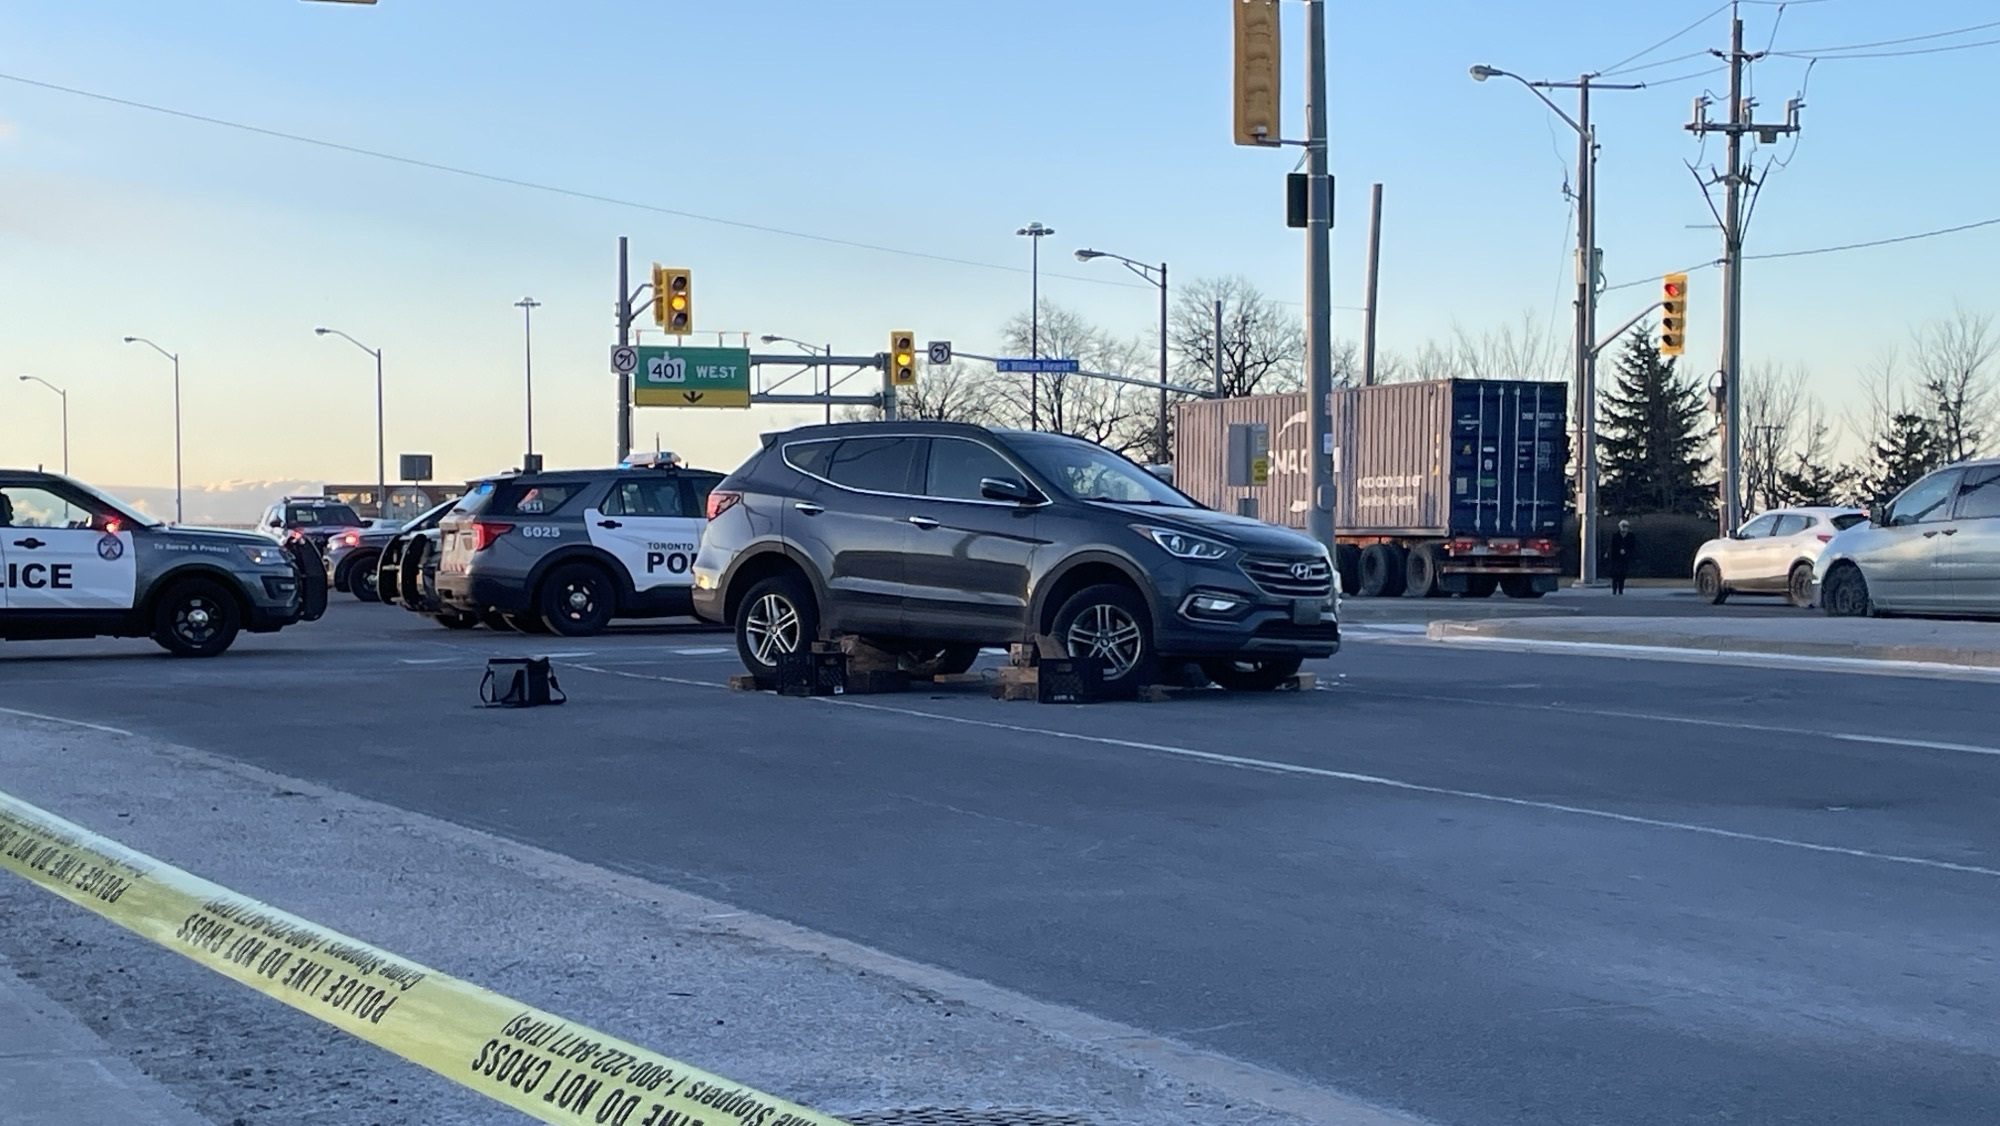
759,334,783,343
314,327,330,336
121,336,138,344
1074,249,1103,262
1469,64,1500,82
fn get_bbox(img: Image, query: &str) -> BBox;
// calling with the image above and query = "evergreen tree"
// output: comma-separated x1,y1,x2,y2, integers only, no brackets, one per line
1861,411,1945,503
1598,330,1715,516
1772,417,1853,506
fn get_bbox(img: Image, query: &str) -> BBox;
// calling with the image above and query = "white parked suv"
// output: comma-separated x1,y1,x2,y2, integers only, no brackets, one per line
1693,506,1868,607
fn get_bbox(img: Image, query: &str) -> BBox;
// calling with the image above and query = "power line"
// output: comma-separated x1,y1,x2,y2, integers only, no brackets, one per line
1604,214,2000,290
1775,36,2000,61
0,70,1150,292
1600,48,1711,77
1600,2,1731,75
1779,17,2000,55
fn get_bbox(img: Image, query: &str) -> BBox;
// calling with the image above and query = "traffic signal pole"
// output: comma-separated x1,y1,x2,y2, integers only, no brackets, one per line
1575,74,1599,588
1303,0,1335,554
616,237,633,462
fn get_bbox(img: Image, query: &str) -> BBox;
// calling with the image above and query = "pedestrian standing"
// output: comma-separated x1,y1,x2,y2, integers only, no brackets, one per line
1605,519,1637,595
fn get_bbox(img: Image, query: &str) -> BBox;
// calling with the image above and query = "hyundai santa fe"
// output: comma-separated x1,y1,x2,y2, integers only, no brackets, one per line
691,422,1340,692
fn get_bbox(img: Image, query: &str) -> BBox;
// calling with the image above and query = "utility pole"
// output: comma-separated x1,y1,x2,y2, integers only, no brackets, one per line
1303,0,1335,553
1212,299,1225,397
1361,182,1383,386
1688,10,1801,533
616,237,633,463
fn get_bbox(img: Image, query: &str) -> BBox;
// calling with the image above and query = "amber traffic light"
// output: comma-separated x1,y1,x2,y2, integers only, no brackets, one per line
889,330,917,387
654,266,692,335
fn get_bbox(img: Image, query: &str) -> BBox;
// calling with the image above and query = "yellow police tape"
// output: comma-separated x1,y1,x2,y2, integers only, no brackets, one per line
0,789,850,1126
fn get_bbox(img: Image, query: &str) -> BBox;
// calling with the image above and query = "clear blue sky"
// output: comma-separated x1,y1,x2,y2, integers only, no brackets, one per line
3,0,1996,496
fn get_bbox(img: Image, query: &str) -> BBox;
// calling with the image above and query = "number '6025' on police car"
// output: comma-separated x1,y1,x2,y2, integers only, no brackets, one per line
430,454,721,637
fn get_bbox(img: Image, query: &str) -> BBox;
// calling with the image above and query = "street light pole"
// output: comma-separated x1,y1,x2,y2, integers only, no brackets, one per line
759,335,835,422
121,336,182,523
314,327,386,520
1016,222,1054,430
1470,64,1640,586
516,297,541,465
18,376,68,475
1075,249,1171,463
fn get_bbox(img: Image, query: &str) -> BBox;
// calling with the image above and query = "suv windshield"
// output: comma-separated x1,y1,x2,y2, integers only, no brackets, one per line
288,503,362,527
1004,435,1194,508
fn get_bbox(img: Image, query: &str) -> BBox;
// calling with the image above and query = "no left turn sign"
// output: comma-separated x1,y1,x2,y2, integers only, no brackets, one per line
610,345,639,375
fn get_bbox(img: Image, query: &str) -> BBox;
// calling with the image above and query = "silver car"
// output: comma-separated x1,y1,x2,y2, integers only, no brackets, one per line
1815,458,2000,617
1693,506,1867,607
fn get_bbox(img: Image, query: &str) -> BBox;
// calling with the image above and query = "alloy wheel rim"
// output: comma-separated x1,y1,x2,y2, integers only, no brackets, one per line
1065,603,1143,677
177,599,217,643
745,594,801,666
563,583,596,619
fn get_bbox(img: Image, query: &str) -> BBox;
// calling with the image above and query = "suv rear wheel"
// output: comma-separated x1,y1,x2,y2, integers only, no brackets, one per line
1052,583,1154,690
152,579,242,658
539,562,617,636
1201,656,1303,692
736,574,818,674
347,553,382,602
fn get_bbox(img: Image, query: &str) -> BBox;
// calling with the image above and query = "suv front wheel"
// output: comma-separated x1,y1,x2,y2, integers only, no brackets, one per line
1052,583,1154,691
152,579,242,658
736,574,819,675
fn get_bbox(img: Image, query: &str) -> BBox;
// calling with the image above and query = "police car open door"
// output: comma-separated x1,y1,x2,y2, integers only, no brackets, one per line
584,478,701,592
0,483,137,610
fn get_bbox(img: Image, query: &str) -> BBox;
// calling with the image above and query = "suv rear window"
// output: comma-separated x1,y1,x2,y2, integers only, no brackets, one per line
287,503,361,526
1830,513,1868,531
486,481,582,516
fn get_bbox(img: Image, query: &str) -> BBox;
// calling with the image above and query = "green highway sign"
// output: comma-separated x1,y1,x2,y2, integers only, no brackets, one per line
631,345,752,409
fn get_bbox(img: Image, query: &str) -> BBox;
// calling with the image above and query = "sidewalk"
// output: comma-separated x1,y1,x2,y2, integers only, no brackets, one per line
1427,614,2000,668
0,953,212,1126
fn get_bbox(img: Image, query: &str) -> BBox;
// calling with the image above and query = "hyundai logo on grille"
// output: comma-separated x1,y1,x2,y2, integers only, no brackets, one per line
1290,561,1318,581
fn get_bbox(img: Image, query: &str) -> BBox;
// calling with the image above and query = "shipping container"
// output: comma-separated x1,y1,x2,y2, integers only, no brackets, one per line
1174,379,1569,599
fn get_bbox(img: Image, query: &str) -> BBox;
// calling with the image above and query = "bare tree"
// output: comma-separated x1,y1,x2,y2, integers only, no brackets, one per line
1169,275,1306,398
835,361,995,423
1911,306,1997,462
1741,362,1808,513
989,303,1149,455
1449,310,1565,382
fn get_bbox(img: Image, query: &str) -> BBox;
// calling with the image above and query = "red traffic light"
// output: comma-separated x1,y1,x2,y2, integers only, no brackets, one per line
1664,281,1684,297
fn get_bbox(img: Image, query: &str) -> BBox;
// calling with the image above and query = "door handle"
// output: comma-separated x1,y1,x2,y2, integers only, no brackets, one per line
793,502,824,516
597,519,622,529
1923,530,1940,538
1942,527,1959,536
11,538,44,549
907,516,939,530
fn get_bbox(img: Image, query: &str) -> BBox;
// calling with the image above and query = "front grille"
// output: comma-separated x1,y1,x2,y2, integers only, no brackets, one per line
1239,555,1332,598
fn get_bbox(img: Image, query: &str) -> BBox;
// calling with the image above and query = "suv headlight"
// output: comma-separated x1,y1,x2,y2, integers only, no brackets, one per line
1139,526,1233,561
239,544,290,567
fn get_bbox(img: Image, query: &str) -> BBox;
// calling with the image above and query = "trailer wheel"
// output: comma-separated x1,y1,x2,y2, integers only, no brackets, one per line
1357,544,1402,597
1333,545,1362,598
1406,543,1447,598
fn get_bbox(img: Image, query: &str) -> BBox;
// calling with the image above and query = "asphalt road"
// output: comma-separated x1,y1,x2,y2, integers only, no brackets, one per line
3,600,1996,1126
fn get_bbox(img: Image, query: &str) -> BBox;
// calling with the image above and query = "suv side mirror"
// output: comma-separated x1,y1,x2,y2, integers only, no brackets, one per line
979,476,1034,504
268,518,284,529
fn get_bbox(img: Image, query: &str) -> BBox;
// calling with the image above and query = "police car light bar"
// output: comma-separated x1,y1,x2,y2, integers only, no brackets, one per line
620,451,684,469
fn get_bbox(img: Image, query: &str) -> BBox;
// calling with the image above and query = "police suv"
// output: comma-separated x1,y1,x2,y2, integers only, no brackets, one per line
1,470,327,656
433,454,722,636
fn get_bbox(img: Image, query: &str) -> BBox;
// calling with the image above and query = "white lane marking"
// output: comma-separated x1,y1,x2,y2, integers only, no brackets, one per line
0,705,135,737
570,664,723,691
1343,687,2000,760
672,647,732,656
1427,634,2000,682
398,657,458,665
819,697,2000,881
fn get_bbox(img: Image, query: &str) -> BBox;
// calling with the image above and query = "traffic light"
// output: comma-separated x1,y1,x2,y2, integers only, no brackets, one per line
654,266,692,335
1660,272,1688,356
1233,0,1281,147
889,330,917,387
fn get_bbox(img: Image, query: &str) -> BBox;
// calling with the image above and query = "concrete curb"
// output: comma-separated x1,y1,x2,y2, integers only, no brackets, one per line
0,955,214,1126
1424,619,2000,669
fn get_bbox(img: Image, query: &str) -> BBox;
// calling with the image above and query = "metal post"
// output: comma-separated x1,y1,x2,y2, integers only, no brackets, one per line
1720,15,1746,534
1213,298,1225,397
616,237,632,463
1576,76,1599,586
1030,235,1041,429
824,343,833,424
172,353,183,524
1157,261,1170,463
1362,182,1383,386
374,348,385,521
1303,0,1335,552
60,390,69,476
516,297,540,463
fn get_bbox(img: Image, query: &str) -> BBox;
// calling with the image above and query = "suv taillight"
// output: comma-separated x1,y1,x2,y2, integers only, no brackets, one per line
706,490,742,521
471,521,514,551
1816,533,1833,543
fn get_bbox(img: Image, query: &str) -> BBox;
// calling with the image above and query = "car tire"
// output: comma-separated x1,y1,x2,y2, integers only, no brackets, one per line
1051,583,1155,692
480,609,517,632
1696,561,1729,605
1200,656,1304,692
1821,563,1873,617
433,610,479,630
151,579,242,658
505,613,552,635
539,562,617,637
1500,575,1546,600
735,574,819,675
1406,543,1447,598
1463,575,1499,598
900,645,982,678
1787,562,1815,608
348,553,382,602
1334,545,1363,599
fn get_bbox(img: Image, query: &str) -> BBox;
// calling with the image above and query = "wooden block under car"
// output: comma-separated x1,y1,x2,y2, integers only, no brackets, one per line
729,673,775,692
836,635,904,674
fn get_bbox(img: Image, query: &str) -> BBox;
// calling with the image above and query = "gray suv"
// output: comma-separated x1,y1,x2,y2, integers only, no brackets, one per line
691,422,1339,691
1,470,326,656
